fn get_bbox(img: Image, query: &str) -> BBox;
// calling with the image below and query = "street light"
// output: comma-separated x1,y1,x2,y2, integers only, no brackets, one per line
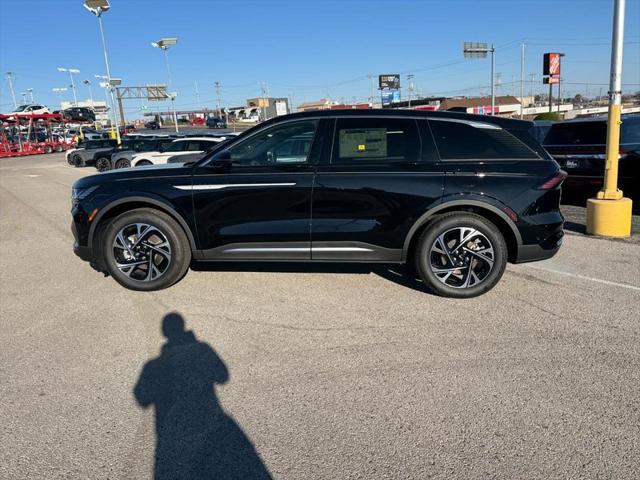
83,80,94,104
463,42,495,115
26,88,34,103
83,0,121,142
57,67,80,105
152,37,179,132
52,87,68,110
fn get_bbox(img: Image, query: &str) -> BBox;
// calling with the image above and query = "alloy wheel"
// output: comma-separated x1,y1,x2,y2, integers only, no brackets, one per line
428,226,495,289
112,223,172,282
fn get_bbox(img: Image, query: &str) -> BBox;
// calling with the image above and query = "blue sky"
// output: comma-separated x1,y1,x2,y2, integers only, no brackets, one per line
1,0,639,117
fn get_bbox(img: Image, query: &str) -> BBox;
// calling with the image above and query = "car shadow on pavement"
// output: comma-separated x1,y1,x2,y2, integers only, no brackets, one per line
133,312,272,480
190,262,430,293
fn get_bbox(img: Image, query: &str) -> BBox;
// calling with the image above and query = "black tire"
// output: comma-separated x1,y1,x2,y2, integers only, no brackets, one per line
114,158,130,169
44,145,53,154
55,144,63,152
414,212,507,298
101,208,191,291
135,159,152,167
95,157,112,172
71,153,83,167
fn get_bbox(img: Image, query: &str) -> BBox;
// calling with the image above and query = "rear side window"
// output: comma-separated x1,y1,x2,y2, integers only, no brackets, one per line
429,120,539,160
621,118,640,144
544,121,607,145
333,117,420,163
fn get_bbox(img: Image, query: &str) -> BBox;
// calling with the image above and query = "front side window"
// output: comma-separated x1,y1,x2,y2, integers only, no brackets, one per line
429,120,538,160
333,117,420,163
227,121,317,166
164,141,186,153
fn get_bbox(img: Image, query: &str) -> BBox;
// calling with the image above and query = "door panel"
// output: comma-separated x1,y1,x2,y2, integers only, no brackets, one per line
311,118,444,261
191,120,324,260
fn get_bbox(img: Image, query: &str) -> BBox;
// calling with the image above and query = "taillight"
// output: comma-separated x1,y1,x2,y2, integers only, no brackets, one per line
537,170,568,190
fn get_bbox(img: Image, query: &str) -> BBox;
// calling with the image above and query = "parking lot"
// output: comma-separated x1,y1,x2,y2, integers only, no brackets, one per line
1,153,639,479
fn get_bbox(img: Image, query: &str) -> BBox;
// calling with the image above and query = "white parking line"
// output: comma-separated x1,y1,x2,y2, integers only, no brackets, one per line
519,263,640,292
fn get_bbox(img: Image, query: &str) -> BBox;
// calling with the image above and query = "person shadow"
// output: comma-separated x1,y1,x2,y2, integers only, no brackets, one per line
134,312,272,480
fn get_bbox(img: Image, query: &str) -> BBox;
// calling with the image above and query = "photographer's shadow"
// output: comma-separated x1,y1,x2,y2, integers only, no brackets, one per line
134,312,271,480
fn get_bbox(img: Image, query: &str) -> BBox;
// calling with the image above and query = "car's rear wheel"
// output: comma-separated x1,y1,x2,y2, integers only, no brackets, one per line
71,153,83,167
415,212,507,298
114,158,130,169
95,157,111,172
55,144,63,152
101,208,191,291
44,145,53,154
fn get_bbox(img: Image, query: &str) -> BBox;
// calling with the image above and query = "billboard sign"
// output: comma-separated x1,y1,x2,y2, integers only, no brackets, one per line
380,90,401,106
379,74,400,90
543,53,561,76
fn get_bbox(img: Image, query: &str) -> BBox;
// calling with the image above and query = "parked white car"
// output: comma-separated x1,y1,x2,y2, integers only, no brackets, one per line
130,137,226,167
12,104,50,115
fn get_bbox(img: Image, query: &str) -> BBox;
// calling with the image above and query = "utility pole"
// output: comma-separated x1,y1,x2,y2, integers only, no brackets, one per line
27,88,34,103
490,45,495,115
195,80,200,108
407,74,414,108
586,0,632,237
214,81,221,117
520,41,525,119
6,72,17,108
367,74,375,108
529,73,535,100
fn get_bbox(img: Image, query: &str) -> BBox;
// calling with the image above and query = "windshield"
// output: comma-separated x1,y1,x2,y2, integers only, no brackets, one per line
13,105,28,112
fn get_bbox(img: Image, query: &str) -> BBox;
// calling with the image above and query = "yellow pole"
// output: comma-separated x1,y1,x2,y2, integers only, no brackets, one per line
586,0,632,237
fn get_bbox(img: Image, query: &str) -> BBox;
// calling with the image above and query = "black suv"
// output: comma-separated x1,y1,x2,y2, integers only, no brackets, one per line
543,114,640,198
71,110,565,298
206,116,227,129
68,139,119,167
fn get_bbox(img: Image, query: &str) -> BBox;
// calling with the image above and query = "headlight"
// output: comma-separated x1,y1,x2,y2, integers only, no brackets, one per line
71,185,99,203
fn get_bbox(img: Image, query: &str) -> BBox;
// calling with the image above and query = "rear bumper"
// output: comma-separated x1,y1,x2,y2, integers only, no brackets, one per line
515,230,564,263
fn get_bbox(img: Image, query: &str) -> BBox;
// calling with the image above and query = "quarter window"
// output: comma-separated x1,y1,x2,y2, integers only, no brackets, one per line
333,118,420,163
429,120,539,160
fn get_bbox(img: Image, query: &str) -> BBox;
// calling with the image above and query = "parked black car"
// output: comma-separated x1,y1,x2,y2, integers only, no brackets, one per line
144,120,161,130
68,139,119,167
71,110,565,298
543,114,640,198
107,137,177,170
206,116,227,129
63,107,96,123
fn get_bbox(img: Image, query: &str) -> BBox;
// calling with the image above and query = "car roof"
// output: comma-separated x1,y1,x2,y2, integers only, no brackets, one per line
259,108,534,130
173,136,224,142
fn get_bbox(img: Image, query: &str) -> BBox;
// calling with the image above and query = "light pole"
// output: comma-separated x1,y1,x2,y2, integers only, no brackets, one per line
57,67,80,105
84,0,121,143
27,88,34,103
83,80,94,104
96,76,115,129
6,72,18,108
463,42,495,115
21,92,27,104
407,74,414,108
586,0,632,237
52,87,68,110
151,37,179,133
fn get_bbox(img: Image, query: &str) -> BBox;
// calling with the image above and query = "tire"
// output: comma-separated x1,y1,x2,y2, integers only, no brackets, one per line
101,208,191,291
114,158,130,169
44,145,53,154
71,153,83,167
135,159,152,167
55,145,63,152
95,157,112,172
414,212,507,298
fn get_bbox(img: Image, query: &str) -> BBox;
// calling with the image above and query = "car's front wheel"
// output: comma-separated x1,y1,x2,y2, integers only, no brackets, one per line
101,208,191,291
95,157,112,172
415,212,507,298
114,158,130,169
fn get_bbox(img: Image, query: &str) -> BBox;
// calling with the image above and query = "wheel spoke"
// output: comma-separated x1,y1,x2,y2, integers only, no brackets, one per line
112,222,172,283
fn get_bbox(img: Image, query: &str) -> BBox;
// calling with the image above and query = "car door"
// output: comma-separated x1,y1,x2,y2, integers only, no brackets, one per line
190,119,324,260
311,116,444,261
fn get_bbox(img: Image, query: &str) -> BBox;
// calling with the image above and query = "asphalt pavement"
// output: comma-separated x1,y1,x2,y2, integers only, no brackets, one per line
1,153,639,479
